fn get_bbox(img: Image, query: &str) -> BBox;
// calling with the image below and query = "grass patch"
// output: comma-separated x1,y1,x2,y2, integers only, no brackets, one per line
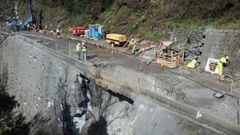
67,15,93,28
35,1,240,42
39,5,67,20
164,16,240,30
137,26,168,42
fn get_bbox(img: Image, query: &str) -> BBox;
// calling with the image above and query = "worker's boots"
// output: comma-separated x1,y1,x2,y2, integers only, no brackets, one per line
219,75,225,81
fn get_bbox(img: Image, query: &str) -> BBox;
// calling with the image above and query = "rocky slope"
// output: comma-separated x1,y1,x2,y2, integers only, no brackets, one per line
38,0,240,34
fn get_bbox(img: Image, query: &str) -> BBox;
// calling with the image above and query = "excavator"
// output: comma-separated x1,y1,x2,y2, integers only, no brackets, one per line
7,0,42,31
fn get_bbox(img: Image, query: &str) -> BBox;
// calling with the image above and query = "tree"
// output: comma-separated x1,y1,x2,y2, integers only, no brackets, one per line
0,69,29,135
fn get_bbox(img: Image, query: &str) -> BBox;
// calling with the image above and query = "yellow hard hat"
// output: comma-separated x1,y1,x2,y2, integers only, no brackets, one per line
225,56,229,60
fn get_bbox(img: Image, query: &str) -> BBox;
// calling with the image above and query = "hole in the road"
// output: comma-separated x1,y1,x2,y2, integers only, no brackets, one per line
106,90,134,105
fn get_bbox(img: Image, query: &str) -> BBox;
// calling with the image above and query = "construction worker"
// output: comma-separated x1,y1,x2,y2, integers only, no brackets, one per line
26,24,30,30
56,28,60,38
128,39,133,50
187,59,197,69
129,39,136,54
76,42,81,60
110,42,116,53
218,55,229,80
82,42,87,61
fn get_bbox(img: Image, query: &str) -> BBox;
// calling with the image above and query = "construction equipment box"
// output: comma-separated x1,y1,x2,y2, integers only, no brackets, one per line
106,34,127,46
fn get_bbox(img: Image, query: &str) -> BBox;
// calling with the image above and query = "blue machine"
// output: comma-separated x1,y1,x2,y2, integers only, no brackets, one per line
85,24,105,41
7,15,33,31
7,0,36,31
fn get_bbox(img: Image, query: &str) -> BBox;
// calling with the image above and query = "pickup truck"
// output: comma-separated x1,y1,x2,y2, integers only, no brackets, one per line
69,27,88,36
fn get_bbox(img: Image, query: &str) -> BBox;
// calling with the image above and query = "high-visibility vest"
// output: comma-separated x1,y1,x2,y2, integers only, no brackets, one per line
131,44,136,53
187,59,197,69
218,56,228,75
133,40,136,45
76,44,81,52
82,46,86,52
218,62,223,75
130,40,136,46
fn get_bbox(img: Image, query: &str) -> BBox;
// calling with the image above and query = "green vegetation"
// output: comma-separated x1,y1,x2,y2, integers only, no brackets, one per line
38,4,68,24
3,0,239,41
190,132,199,135
0,70,29,135
137,26,168,42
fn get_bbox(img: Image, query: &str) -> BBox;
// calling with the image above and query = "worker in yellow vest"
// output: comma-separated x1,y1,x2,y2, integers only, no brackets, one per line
129,39,137,54
110,42,116,53
76,43,81,60
187,59,197,69
56,28,60,38
218,55,229,80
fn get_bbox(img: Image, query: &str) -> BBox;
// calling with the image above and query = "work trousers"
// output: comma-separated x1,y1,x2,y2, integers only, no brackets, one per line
131,45,136,54
82,51,87,61
77,52,81,60
218,62,223,75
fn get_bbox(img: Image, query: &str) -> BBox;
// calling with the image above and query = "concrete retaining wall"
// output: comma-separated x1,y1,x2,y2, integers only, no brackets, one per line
1,34,240,135
202,29,240,76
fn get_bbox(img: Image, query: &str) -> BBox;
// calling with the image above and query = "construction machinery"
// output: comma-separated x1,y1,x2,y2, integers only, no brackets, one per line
7,15,33,31
156,41,184,68
69,27,88,36
85,24,105,41
106,34,127,46
7,0,40,31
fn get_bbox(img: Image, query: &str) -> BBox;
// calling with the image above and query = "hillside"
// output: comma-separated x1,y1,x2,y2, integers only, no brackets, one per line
1,0,240,41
